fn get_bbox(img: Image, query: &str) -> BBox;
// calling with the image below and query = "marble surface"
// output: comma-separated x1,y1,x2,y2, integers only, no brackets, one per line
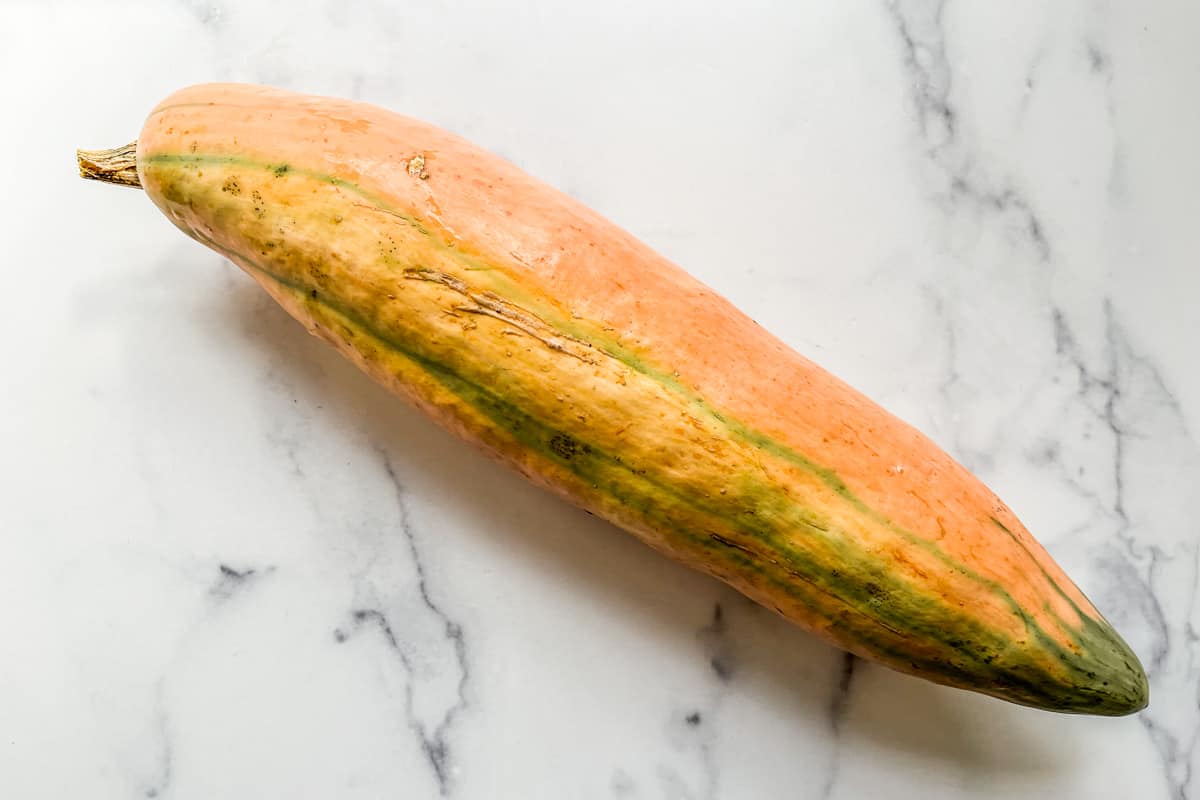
3,1,1197,797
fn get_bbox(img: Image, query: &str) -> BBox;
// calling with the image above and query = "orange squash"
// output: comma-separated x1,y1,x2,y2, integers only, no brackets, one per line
78,83,1147,714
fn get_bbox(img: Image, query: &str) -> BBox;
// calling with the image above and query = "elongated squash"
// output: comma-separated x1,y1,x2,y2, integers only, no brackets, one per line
78,83,1147,715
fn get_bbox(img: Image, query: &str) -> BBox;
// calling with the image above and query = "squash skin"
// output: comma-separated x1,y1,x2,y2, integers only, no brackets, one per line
134,83,1147,715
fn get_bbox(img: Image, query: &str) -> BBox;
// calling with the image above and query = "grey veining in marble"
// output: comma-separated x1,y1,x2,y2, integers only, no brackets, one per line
2,0,1197,798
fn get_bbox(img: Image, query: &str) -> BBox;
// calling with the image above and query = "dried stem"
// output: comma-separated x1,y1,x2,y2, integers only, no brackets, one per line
77,142,142,189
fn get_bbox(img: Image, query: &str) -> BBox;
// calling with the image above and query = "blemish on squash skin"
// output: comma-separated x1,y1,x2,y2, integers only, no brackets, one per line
549,432,592,461
407,154,430,180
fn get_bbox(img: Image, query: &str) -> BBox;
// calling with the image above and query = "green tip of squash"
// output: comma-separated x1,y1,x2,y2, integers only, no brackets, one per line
1011,615,1149,716
1073,624,1149,716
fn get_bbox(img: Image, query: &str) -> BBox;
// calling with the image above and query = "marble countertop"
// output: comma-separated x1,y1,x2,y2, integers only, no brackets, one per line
3,1,1197,797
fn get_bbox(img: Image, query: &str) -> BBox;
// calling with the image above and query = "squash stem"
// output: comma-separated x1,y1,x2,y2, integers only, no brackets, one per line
77,142,142,189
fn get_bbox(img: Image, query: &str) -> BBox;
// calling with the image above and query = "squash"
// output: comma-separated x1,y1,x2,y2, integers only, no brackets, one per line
78,83,1147,715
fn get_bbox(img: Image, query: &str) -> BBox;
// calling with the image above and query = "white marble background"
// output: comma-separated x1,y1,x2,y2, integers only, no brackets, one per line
2,1,1197,798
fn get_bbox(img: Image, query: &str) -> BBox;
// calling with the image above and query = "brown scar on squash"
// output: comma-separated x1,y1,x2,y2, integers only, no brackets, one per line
403,267,600,366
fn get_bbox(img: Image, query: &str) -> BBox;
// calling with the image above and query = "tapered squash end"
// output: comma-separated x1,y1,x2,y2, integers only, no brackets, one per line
77,142,142,188
1001,614,1149,716
1066,621,1149,716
